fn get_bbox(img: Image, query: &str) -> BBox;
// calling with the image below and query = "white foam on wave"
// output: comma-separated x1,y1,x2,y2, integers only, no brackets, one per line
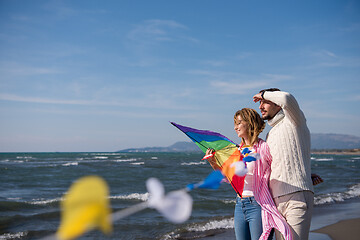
131,162,144,165
29,197,62,205
111,193,149,201
186,218,234,232
222,199,236,204
0,231,27,239
181,161,207,166
16,156,33,159
113,158,138,162
314,183,360,205
7,197,22,201
93,156,108,159
151,157,158,159
62,162,78,166
312,157,334,161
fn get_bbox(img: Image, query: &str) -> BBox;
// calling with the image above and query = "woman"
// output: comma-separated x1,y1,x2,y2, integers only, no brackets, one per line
206,108,292,240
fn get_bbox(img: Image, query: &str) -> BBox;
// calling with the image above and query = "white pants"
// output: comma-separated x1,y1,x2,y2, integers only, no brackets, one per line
273,191,314,240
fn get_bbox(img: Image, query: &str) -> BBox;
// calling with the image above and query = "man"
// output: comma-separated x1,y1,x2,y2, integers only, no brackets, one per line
253,88,314,240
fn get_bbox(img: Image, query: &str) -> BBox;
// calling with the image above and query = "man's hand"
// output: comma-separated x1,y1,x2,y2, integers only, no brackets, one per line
311,173,324,186
253,93,263,103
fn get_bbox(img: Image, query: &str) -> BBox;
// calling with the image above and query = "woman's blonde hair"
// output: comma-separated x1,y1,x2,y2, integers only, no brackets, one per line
234,108,265,145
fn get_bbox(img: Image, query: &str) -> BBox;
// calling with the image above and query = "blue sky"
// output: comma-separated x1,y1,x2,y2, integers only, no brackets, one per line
0,0,359,152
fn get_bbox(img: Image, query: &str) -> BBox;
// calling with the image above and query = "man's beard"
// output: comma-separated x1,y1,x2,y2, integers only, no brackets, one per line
262,113,274,121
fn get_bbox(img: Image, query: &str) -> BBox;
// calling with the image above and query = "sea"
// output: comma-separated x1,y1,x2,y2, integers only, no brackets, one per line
1,152,360,240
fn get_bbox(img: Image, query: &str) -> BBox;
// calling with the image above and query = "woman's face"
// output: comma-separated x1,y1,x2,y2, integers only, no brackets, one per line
234,115,249,139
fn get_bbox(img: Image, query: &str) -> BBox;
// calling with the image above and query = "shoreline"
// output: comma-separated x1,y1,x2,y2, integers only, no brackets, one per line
195,198,360,240
311,149,360,155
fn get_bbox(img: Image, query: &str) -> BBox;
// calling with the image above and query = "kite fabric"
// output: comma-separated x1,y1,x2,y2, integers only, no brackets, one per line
171,122,246,197
57,176,112,240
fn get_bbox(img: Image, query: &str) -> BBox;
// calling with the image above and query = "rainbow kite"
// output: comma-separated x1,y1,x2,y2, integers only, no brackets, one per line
171,122,246,197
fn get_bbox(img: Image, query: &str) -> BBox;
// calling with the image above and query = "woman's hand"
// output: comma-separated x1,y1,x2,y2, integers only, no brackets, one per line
206,148,215,156
205,148,221,170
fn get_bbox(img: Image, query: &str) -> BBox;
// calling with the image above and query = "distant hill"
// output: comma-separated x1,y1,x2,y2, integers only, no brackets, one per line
117,133,360,152
311,133,360,150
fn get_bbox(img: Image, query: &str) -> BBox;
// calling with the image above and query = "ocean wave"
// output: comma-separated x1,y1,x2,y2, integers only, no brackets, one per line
221,199,236,204
186,218,234,232
16,156,33,159
113,158,138,162
93,156,109,159
311,157,334,161
1,159,26,164
0,201,37,211
1,197,61,211
28,197,62,205
131,162,144,165
160,218,234,240
314,183,360,205
111,193,149,201
181,161,207,166
62,162,78,166
0,231,27,239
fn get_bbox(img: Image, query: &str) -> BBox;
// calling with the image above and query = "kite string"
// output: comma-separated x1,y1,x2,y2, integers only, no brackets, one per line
111,202,149,222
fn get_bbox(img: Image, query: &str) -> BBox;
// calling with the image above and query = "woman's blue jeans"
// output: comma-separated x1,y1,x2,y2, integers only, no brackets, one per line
234,196,262,240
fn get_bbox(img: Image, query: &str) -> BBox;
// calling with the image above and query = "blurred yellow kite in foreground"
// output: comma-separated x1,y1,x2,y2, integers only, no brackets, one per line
39,171,222,240
56,176,112,240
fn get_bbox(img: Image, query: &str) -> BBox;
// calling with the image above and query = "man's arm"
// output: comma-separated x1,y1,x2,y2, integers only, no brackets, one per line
254,91,306,126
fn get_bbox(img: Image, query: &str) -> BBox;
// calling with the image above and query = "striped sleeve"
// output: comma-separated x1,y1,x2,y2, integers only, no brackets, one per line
254,139,293,240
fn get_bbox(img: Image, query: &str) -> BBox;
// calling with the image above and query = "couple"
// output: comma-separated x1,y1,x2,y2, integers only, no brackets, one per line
206,89,322,240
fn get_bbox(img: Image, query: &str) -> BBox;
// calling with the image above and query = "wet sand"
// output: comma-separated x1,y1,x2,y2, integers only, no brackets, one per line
312,218,360,240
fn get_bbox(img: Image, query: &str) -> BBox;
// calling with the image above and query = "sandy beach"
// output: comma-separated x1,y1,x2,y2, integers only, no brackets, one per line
195,198,360,240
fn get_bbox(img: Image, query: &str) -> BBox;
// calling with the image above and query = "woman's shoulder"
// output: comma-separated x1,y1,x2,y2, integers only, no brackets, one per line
257,138,267,146
255,138,270,152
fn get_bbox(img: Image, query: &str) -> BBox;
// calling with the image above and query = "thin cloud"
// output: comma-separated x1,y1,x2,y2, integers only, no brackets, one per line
0,93,196,110
312,49,337,58
303,51,360,69
42,1,78,18
202,60,227,67
0,93,94,105
211,81,270,94
127,19,189,43
0,62,61,76
210,73,292,95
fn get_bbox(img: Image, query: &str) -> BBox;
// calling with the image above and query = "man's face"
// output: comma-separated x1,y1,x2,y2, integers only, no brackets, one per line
259,99,281,120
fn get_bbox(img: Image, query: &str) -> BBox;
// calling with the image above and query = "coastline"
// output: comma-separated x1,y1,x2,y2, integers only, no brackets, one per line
311,149,360,155
195,198,360,240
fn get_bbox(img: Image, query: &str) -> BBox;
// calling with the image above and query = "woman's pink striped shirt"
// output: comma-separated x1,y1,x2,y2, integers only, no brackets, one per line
252,139,292,240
